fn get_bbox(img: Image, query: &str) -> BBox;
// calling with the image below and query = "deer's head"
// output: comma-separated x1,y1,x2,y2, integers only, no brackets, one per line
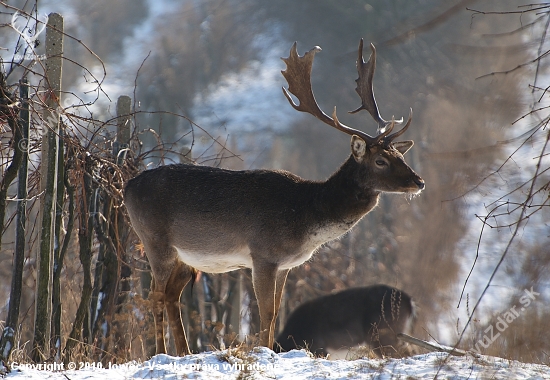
350,134,422,195
281,39,424,195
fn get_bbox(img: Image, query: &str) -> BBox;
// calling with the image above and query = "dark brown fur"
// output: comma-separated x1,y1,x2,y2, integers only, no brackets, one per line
275,285,416,358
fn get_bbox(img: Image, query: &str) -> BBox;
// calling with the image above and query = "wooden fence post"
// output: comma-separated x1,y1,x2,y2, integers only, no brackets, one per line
115,95,131,163
89,95,133,362
33,12,63,362
112,95,132,359
0,79,30,364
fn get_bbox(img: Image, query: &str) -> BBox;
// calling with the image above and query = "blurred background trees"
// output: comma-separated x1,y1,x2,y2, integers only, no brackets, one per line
0,0,548,363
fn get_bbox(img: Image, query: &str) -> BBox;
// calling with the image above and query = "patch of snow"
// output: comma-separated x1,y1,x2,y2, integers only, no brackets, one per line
4,348,550,379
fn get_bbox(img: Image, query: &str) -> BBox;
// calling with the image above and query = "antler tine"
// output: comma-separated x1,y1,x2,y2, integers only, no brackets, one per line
348,39,414,145
383,108,413,145
281,43,332,125
282,42,378,145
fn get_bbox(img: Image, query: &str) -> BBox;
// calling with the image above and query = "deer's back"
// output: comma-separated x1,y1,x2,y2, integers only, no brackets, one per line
125,163,317,227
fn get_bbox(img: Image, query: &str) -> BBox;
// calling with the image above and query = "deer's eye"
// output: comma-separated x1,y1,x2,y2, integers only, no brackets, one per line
375,159,387,167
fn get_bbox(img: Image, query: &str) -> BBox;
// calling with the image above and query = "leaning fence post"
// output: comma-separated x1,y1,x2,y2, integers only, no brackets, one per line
33,12,63,362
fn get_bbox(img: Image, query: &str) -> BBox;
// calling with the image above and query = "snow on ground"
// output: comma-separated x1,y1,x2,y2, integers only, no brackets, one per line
4,347,550,379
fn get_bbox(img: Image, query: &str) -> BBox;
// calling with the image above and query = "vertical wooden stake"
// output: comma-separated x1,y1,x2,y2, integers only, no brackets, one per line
33,12,63,362
115,95,131,163
111,95,132,359
0,79,30,363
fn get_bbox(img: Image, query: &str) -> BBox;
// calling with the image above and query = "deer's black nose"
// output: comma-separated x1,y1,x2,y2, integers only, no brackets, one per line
414,177,425,190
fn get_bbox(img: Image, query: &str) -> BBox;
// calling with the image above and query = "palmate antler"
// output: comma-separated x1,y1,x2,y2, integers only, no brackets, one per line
281,39,412,147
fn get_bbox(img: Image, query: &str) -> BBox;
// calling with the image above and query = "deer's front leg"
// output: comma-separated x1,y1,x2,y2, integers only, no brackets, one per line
252,261,279,348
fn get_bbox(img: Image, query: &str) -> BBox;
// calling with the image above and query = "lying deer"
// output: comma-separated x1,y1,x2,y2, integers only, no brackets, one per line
275,285,416,358
124,39,425,355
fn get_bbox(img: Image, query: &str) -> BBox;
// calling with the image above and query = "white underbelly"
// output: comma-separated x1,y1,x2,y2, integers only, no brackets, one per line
173,221,354,273
175,246,253,273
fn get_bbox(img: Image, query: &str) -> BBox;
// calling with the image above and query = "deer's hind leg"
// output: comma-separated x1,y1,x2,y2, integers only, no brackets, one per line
164,260,196,356
149,274,168,355
148,243,195,356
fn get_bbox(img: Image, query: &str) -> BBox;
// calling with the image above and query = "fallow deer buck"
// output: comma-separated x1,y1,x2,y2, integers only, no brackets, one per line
275,285,416,358
124,39,425,356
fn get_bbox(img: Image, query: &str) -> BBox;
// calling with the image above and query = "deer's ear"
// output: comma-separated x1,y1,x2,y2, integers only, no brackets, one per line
393,140,414,155
351,135,366,162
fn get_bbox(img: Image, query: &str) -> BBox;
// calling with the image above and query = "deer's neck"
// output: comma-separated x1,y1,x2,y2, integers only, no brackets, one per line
313,156,379,225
